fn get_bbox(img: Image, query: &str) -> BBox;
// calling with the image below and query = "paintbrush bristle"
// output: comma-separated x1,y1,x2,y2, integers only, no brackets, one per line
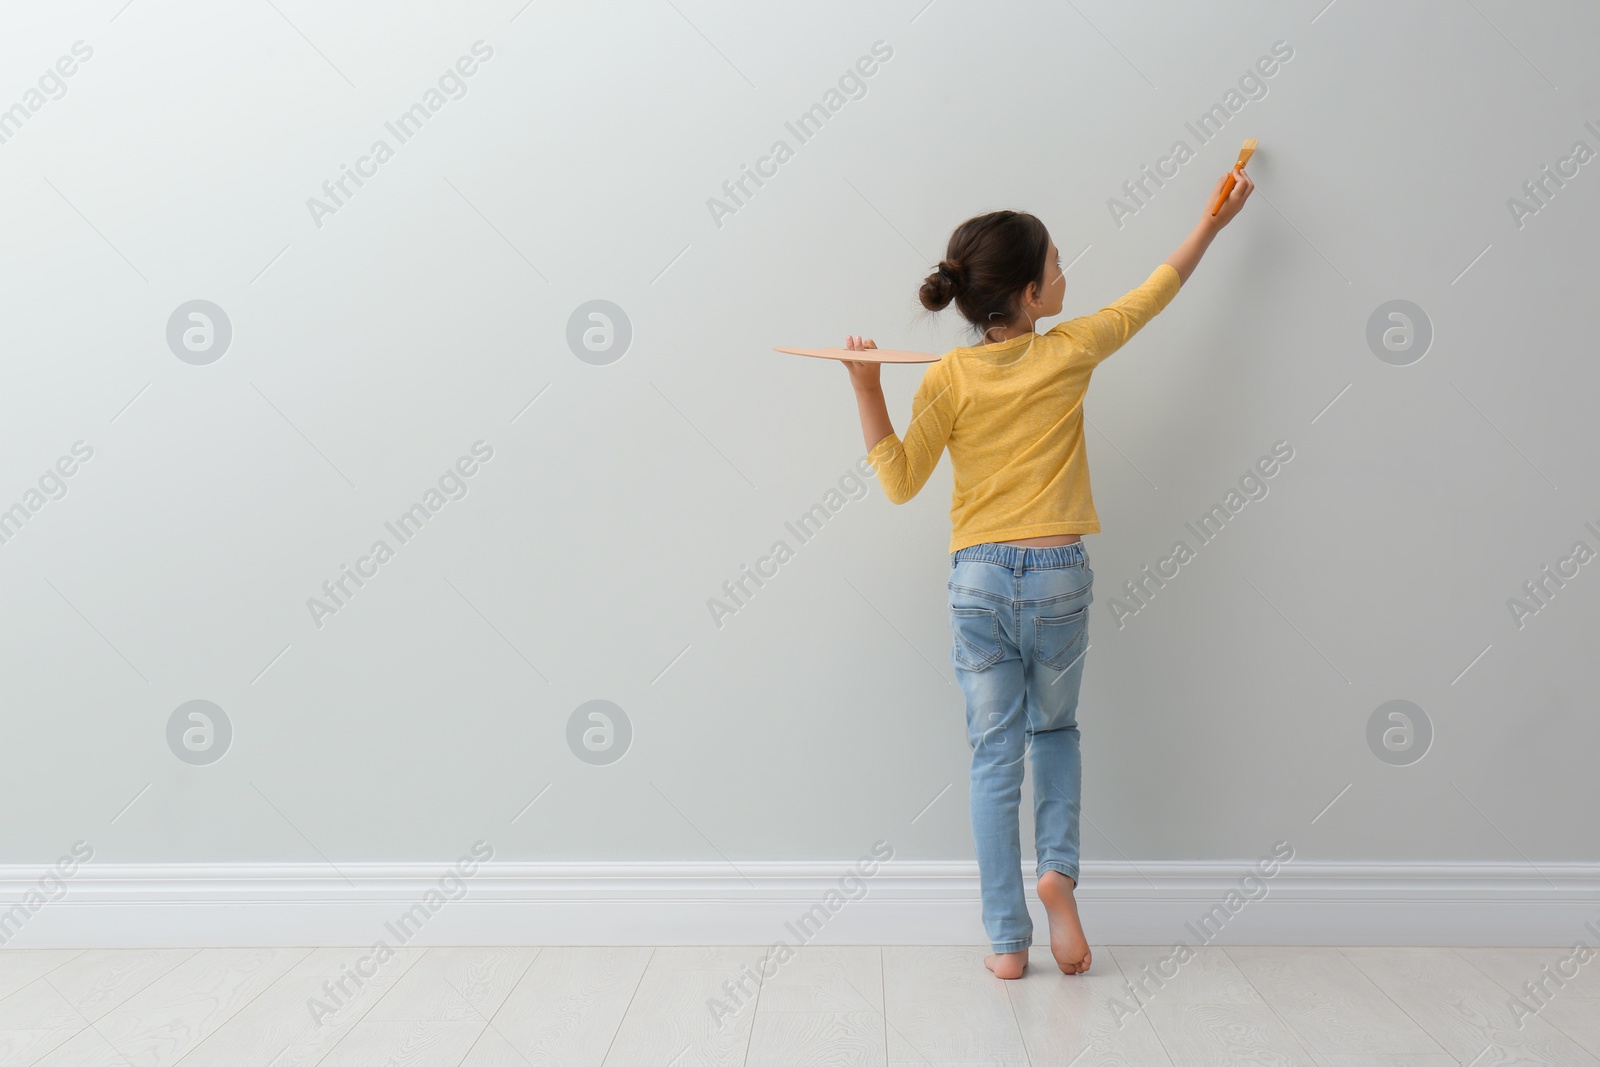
1237,138,1257,166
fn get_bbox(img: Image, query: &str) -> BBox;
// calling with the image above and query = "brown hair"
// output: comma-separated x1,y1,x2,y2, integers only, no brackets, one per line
919,210,1050,337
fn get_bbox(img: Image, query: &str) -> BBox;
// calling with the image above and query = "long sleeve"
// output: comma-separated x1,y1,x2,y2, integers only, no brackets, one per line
1048,263,1181,366
866,364,954,505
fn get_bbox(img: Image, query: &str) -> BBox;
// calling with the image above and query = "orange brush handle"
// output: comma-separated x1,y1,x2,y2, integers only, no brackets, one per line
1209,171,1238,216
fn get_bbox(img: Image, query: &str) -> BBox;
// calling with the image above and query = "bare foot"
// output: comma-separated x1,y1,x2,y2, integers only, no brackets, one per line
983,950,1028,980
1037,870,1092,974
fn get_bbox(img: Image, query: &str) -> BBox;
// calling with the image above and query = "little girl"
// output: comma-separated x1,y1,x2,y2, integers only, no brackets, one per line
843,168,1254,979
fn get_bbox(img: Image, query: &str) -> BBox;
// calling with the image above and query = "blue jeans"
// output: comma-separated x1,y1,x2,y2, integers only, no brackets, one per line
948,541,1093,953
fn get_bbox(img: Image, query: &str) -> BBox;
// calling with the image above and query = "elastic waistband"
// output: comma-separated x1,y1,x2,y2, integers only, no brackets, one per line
951,541,1087,570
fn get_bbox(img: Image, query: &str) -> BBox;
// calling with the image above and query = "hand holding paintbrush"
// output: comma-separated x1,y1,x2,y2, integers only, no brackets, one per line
1208,138,1257,223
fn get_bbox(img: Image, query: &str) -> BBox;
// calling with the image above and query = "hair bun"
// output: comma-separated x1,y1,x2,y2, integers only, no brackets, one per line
919,259,966,312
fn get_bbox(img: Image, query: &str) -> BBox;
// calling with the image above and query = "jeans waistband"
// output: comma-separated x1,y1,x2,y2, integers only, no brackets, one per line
951,541,1086,570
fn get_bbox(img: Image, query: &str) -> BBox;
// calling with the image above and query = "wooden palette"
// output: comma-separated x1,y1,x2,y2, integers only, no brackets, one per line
773,345,939,364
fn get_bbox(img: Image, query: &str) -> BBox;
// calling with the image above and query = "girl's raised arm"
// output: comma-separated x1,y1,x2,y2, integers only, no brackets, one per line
1165,167,1254,285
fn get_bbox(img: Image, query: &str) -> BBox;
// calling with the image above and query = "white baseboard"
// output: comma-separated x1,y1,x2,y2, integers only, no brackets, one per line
3,860,1596,948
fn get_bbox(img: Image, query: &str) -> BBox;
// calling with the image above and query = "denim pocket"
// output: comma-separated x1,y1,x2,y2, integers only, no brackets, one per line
951,606,1004,671
1034,605,1088,671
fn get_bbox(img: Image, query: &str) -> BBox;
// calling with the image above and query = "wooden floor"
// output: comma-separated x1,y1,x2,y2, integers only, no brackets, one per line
0,945,1596,1066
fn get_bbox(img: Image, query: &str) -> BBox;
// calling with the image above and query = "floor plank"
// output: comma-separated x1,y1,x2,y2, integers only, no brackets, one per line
1344,947,1600,1067
1456,947,1600,1000
1005,946,1173,1066
359,947,534,1024
175,953,423,1067
1536,999,1600,1060
1310,1056,1461,1066
40,950,196,1026
598,959,759,1067
30,947,309,1067
318,1020,484,1066
457,946,652,1067
283,946,426,978
755,946,882,1013
0,1028,76,1067
1139,999,1320,1066
1452,949,1600,1057
0,977,82,1031
882,946,1028,1062
1229,946,1445,1056
746,1011,886,1066
1110,945,1264,1006
0,954,82,1001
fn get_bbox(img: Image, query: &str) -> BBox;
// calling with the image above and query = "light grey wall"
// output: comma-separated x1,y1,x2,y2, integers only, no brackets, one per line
3,0,1596,871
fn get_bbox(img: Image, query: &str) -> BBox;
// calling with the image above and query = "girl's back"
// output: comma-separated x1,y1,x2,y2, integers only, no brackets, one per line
870,264,1180,553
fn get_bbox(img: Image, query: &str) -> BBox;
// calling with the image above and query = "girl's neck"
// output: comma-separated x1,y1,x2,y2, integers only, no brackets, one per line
976,318,1036,346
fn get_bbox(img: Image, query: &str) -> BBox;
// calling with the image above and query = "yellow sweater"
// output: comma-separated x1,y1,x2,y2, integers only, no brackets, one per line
867,263,1182,552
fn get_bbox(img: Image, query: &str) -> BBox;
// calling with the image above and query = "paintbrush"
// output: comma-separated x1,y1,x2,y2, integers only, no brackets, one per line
1209,138,1258,216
